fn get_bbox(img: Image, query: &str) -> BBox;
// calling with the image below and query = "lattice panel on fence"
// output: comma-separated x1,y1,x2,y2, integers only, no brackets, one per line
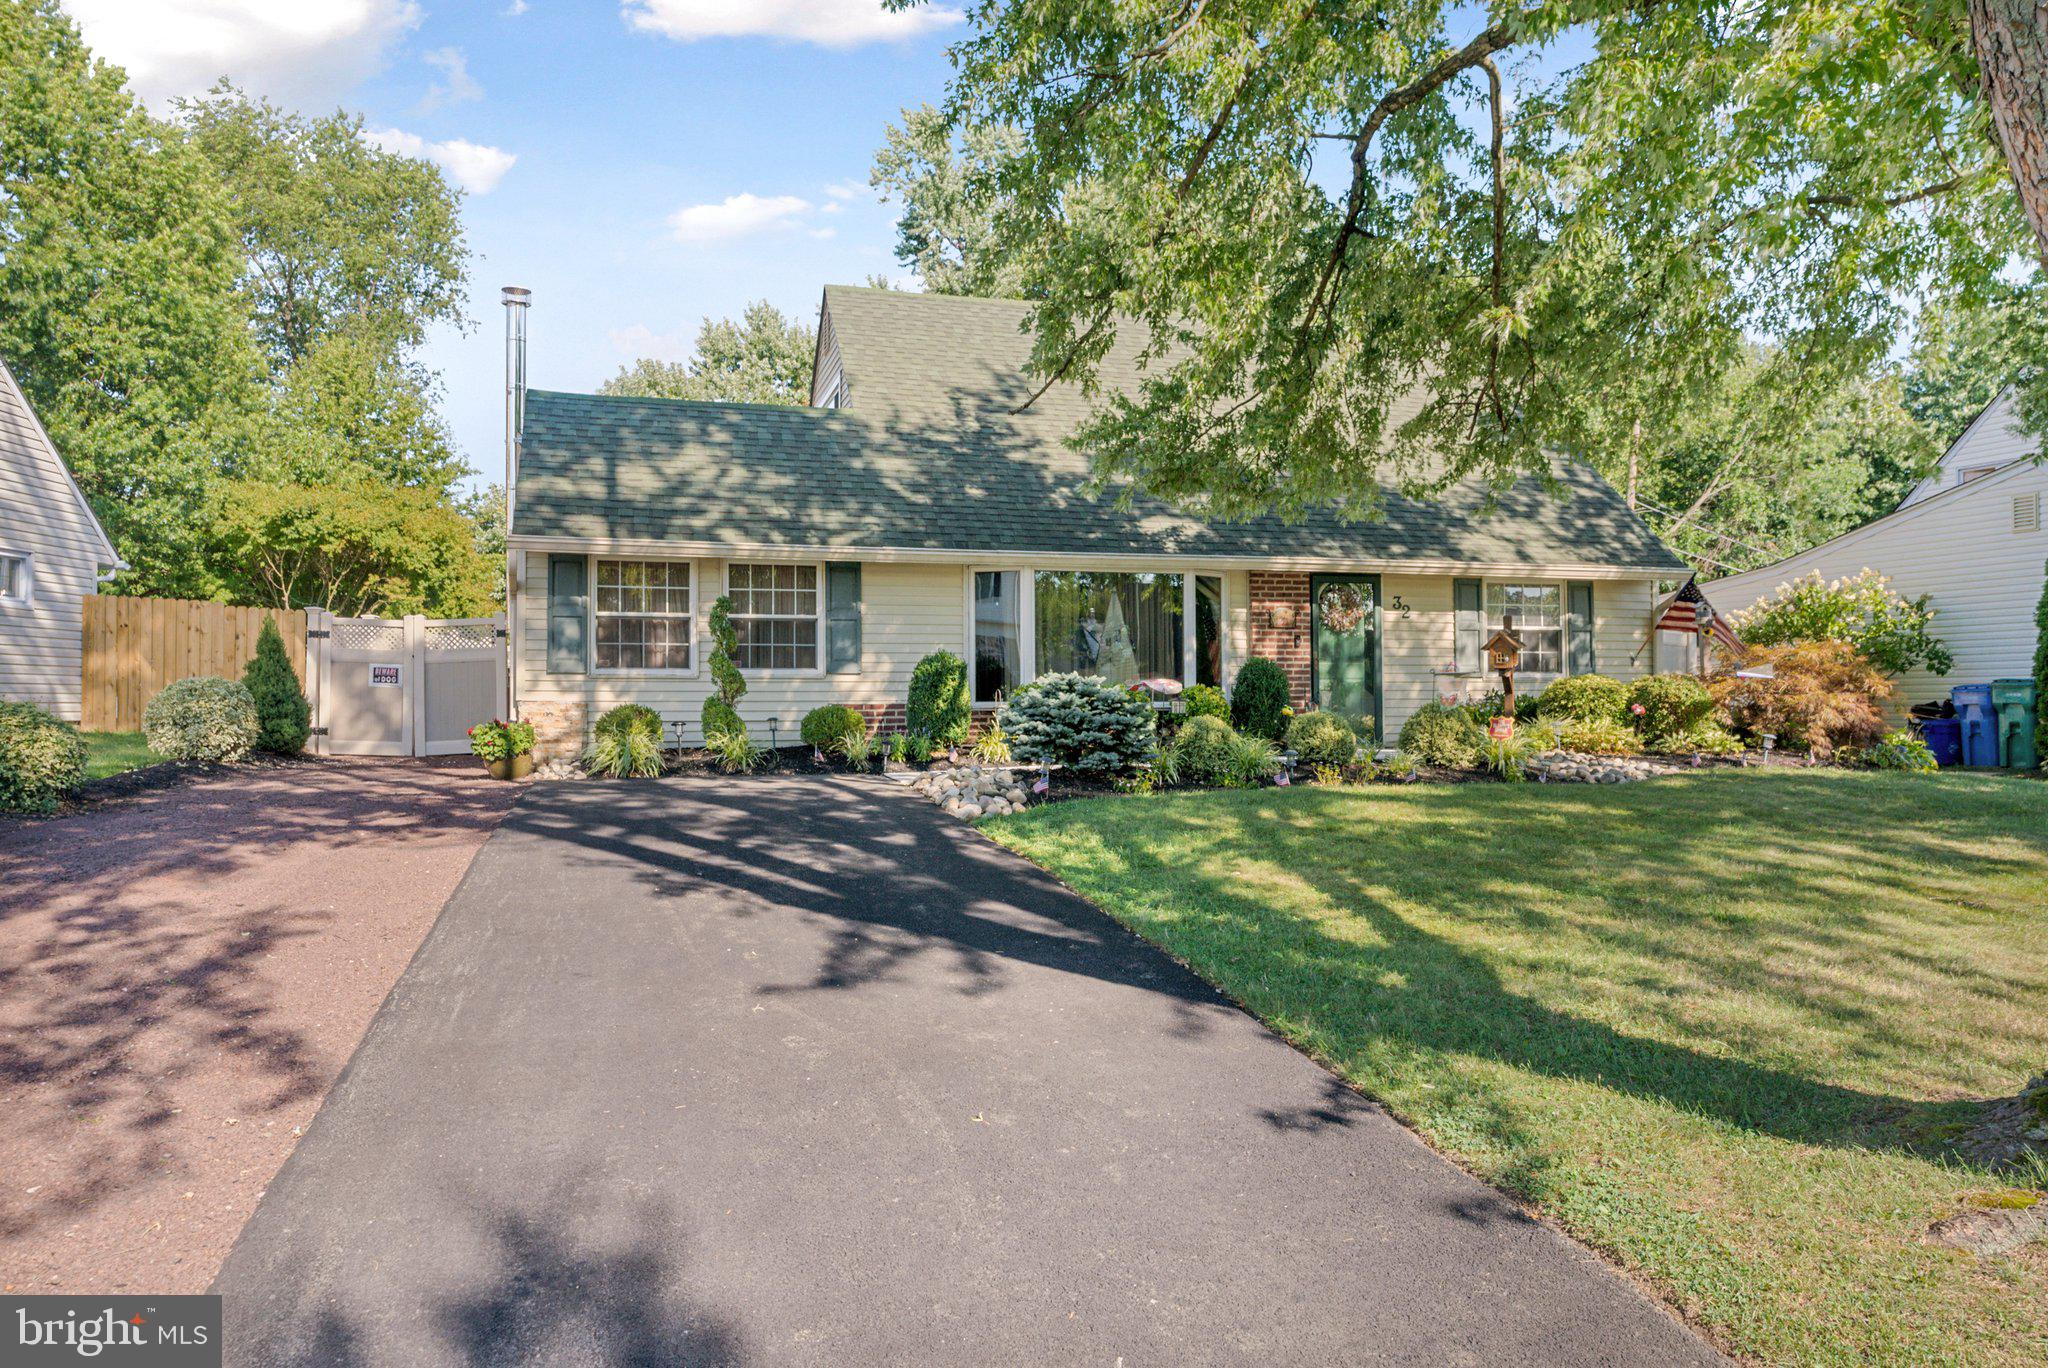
423,622,498,652
330,620,408,652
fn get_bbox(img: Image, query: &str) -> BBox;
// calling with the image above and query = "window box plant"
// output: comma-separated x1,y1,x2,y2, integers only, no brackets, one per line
470,718,537,779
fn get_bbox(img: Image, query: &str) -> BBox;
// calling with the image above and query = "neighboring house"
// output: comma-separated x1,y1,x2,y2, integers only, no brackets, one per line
1708,387,2048,711
0,359,122,722
504,286,1690,756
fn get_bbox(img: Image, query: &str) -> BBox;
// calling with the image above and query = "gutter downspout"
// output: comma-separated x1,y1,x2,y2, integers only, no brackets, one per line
503,285,530,722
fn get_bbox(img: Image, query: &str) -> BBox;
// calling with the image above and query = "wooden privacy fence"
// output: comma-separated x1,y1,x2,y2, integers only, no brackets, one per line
81,596,306,732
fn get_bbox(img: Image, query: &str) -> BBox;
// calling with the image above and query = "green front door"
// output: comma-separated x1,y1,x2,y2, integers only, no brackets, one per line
1310,574,1381,739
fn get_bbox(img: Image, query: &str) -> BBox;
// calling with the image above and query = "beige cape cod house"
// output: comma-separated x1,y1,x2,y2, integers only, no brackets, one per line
503,286,1689,758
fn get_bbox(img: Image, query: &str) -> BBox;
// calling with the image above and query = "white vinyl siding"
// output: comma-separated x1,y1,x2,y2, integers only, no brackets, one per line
0,362,119,721
1709,458,2048,717
1899,389,2038,508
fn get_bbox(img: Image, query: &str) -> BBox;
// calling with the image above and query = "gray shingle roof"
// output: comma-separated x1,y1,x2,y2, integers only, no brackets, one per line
512,286,1688,572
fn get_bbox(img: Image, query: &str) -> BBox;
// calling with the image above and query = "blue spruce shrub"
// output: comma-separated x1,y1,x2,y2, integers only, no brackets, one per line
1002,672,1157,778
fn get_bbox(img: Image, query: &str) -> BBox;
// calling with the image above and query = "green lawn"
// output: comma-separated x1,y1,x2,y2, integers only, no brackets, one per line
81,730,159,779
985,770,2048,1366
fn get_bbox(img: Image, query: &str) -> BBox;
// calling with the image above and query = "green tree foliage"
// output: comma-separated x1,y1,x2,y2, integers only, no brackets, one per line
251,326,466,492
895,0,2042,520
870,105,1030,296
241,615,310,755
1732,570,1954,676
177,87,468,371
211,481,498,618
1902,285,2048,446
703,595,747,740
601,302,815,406
0,0,260,597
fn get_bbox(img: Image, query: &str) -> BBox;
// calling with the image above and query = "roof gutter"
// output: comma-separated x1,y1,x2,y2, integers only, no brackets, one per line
504,532,1681,581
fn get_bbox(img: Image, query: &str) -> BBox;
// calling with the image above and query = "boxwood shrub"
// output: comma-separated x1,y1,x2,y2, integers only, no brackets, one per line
0,702,88,813
142,676,259,763
1230,657,1292,740
1396,701,1484,768
1167,714,1238,783
800,704,867,751
1286,711,1357,769
1003,672,1155,778
1534,674,1629,723
1625,673,1717,744
1181,683,1229,723
588,703,664,777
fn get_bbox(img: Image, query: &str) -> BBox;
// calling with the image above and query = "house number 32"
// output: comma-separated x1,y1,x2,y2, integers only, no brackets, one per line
1388,595,1413,619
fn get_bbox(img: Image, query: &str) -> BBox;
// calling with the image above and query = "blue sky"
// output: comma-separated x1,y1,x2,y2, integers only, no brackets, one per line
64,1,968,494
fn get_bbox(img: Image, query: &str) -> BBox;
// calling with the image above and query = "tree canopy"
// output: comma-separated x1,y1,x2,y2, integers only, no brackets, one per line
893,0,2046,523
0,1,492,609
600,301,816,406
871,105,1029,297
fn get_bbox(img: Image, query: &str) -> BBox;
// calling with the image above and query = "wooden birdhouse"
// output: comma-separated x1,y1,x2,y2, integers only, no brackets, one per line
1484,623,1523,674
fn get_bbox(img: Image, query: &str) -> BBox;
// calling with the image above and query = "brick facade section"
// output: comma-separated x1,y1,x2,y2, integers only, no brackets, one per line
1246,571,1313,707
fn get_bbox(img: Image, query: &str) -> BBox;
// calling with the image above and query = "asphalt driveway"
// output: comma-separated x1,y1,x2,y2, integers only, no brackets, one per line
214,775,1719,1366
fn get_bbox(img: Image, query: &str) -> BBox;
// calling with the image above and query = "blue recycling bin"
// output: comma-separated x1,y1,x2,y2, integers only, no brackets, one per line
1951,684,2001,767
1919,716,1962,768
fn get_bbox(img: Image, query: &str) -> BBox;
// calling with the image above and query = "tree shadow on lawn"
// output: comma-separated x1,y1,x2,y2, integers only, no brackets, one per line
1043,773,2048,1177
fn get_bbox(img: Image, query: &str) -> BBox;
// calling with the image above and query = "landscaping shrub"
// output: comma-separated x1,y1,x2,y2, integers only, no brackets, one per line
469,718,535,763
970,715,1012,765
1534,673,1629,724
242,616,310,755
800,704,866,751
1709,640,1891,760
834,726,881,770
1857,728,1938,772
1182,683,1229,723
1224,730,1283,787
1481,733,1536,782
1624,674,1716,745
0,702,87,814
588,704,664,778
702,595,746,741
1397,702,1484,768
1229,657,1292,740
1732,569,1953,677
1003,672,1156,778
1651,719,1745,757
1555,716,1641,755
1167,714,1237,784
2034,557,2047,761
142,676,259,763
705,728,765,774
1286,711,1357,769
907,650,971,745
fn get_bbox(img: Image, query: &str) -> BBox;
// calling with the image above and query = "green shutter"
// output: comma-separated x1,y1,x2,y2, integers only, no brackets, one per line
547,554,588,675
1453,578,1482,674
826,561,862,674
1567,581,1595,675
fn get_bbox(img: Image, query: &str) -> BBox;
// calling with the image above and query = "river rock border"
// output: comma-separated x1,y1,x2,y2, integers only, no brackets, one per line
910,761,1032,819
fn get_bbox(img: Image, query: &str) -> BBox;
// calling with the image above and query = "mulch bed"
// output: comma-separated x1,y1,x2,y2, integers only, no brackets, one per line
0,755,516,1294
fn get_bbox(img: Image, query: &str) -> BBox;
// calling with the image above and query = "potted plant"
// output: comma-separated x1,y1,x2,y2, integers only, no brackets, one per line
469,718,536,779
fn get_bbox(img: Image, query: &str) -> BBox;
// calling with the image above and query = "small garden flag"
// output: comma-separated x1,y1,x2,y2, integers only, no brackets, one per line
1032,767,1050,795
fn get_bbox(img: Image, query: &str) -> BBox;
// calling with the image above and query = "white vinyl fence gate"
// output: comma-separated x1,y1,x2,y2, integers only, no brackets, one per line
305,609,508,757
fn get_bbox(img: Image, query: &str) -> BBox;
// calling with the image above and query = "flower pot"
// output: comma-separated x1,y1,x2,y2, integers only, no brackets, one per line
488,753,534,780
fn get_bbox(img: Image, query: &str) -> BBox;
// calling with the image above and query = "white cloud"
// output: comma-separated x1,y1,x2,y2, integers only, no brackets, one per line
667,193,814,243
608,324,694,362
368,127,518,194
417,46,482,111
822,180,865,201
503,0,531,12
622,0,961,47
63,0,421,107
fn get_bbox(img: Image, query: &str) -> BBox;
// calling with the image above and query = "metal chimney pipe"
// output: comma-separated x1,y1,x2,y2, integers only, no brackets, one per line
502,285,531,515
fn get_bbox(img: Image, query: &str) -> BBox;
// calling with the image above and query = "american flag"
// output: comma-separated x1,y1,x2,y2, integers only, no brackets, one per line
1656,579,1744,657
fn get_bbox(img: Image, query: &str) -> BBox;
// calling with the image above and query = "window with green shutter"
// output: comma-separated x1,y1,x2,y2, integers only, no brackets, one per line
547,554,588,675
1453,578,1482,674
1567,582,1595,675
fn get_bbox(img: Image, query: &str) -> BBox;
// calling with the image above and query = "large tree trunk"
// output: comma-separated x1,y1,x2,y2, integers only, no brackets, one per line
1971,0,2048,270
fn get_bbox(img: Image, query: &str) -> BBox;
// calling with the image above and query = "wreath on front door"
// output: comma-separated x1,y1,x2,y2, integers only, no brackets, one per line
1317,583,1368,634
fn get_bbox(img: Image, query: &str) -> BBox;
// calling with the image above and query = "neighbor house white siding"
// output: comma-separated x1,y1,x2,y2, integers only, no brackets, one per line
1899,389,2037,509
0,361,119,721
1708,459,2048,713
